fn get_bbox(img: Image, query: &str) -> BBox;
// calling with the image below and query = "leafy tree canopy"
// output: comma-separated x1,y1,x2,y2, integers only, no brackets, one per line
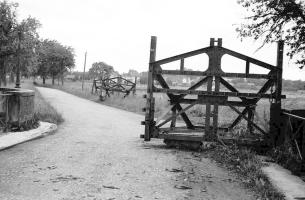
89,62,114,79
36,39,75,83
237,0,305,68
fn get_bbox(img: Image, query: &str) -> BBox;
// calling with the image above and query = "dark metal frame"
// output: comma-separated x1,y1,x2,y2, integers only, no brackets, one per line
92,76,137,99
142,36,285,142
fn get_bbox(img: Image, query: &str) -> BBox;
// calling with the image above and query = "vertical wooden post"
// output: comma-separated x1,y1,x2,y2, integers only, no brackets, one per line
245,59,250,78
205,77,212,134
213,77,220,134
247,106,254,134
180,58,184,71
275,40,284,105
133,77,137,95
170,106,177,128
269,40,284,147
144,36,157,141
212,39,222,135
15,31,22,88
82,51,87,91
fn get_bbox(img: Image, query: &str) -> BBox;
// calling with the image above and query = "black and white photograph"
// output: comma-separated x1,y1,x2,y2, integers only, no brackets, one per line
0,0,305,199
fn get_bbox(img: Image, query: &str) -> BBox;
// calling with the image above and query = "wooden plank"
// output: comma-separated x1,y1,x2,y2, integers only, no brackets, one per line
180,58,184,71
160,126,205,133
157,101,198,128
170,106,177,128
222,47,277,70
172,76,209,103
155,73,194,128
178,99,255,107
229,108,249,129
246,59,250,77
282,112,305,121
275,40,284,104
205,76,213,134
157,70,272,79
144,36,157,141
228,104,267,135
152,47,212,65
228,78,274,128
213,76,220,134
153,87,285,99
219,77,247,103
159,133,205,141
247,107,254,133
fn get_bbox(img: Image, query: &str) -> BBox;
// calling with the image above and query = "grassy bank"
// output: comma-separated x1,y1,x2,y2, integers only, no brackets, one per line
16,80,64,125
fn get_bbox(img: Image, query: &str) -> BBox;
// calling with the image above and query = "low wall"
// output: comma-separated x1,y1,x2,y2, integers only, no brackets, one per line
0,88,35,127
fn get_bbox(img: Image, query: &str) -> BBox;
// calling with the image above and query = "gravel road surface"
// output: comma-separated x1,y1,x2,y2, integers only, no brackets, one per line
0,87,256,200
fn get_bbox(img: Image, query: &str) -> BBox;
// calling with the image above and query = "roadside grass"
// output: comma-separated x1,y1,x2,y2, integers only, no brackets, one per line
14,80,64,125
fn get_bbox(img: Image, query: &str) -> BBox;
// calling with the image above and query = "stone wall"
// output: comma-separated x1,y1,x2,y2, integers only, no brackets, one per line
0,88,35,127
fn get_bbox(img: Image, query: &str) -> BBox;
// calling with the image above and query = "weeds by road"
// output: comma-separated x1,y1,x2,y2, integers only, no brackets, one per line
20,80,64,125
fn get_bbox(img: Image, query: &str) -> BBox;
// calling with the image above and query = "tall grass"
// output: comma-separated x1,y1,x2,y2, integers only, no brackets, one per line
18,80,64,124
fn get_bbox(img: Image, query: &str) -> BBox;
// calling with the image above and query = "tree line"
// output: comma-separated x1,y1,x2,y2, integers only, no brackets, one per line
0,0,75,87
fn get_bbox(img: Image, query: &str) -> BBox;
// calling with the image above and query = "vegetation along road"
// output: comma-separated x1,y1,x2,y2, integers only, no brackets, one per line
0,87,256,200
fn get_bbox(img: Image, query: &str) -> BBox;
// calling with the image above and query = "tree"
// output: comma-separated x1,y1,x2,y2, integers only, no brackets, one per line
237,0,305,68
0,0,17,86
36,39,75,85
88,62,114,79
0,1,40,86
127,69,139,77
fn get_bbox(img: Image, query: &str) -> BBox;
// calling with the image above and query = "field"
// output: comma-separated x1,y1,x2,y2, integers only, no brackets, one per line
33,78,305,137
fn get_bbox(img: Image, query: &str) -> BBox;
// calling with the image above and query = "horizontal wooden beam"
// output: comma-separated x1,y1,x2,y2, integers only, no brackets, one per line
177,98,256,107
157,101,198,128
152,47,212,65
282,112,305,121
153,87,286,99
156,70,272,79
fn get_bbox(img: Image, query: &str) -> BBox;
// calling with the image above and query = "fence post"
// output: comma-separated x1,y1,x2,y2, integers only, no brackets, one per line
144,36,157,141
269,40,284,146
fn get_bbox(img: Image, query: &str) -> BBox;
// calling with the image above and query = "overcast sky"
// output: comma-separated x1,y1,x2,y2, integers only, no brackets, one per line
14,0,305,80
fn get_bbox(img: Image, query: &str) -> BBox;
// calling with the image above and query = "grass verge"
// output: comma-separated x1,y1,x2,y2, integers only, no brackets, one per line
23,81,64,125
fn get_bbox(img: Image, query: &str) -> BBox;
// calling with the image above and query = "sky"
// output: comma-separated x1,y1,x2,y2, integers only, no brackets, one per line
14,0,305,80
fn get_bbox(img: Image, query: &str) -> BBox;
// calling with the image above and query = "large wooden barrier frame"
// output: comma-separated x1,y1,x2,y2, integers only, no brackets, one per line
92,76,137,99
142,36,285,142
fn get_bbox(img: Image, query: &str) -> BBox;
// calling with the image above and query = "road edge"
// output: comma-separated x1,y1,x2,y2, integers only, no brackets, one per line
262,163,305,200
0,121,57,151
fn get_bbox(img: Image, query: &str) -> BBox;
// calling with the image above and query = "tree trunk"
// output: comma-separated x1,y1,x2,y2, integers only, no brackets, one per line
0,59,7,86
10,71,15,83
61,73,64,85
52,75,55,85
43,76,46,84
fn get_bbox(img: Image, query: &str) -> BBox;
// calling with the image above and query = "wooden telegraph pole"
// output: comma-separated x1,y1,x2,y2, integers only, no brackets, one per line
15,31,22,88
82,51,87,90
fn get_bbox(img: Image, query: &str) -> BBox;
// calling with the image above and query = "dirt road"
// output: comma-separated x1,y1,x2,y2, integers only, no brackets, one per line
0,87,256,200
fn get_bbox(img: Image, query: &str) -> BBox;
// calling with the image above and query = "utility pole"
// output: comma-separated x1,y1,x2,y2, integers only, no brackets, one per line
82,51,87,90
15,31,22,88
